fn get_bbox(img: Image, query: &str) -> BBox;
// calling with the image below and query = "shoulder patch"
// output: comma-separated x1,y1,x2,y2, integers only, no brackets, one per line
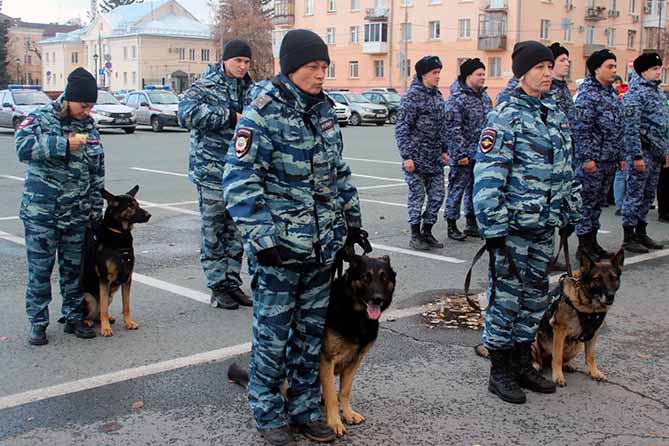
17,116,35,130
234,128,253,158
251,95,272,110
320,118,335,132
479,128,497,153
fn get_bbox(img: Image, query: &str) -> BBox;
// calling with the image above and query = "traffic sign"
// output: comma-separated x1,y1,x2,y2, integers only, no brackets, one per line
105,62,112,70
98,69,105,75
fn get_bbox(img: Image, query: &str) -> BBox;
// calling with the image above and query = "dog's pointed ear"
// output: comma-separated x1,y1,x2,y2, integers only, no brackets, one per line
102,189,118,205
579,250,596,272
381,255,391,265
611,248,625,272
126,185,140,197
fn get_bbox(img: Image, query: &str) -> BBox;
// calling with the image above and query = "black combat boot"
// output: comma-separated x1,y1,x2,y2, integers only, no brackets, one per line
591,231,615,259
421,223,444,248
447,219,466,241
211,288,239,309
409,224,430,250
463,215,480,238
63,320,96,339
291,420,336,443
487,348,526,404
576,233,595,261
514,342,556,394
229,287,253,306
28,325,48,346
635,222,664,250
258,426,295,446
623,226,649,254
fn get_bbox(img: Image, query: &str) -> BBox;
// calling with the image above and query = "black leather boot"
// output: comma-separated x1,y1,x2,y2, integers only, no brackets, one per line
623,226,649,254
63,320,96,339
291,420,336,443
576,233,596,261
463,215,480,238
258,426,295,446
447,219,466,241
229,287,253,306
409,224,430,250
211,288,239,309
514,342,556,394
28,325,48,346
635,222,664,250
487,348,526,404
421,223,444,248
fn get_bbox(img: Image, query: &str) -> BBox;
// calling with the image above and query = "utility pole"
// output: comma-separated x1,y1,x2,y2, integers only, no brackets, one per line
658,0,665,52
402,1,408,93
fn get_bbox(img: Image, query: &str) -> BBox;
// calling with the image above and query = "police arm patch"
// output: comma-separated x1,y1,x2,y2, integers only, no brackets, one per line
479,128,497,153
17,116,34,130
234,128,253,158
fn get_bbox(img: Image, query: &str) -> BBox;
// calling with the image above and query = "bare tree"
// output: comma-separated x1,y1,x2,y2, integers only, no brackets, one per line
210,0,274,80
99,0,143,13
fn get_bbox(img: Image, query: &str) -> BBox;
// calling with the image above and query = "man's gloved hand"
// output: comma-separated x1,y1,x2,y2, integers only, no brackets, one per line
256,246,286,267
559,224,575,238
485,237,506,253
345,227,372,257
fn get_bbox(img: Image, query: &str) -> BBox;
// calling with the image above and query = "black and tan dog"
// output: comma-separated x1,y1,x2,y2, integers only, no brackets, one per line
79,185,151,337
532,249,624,386
227,254,396,437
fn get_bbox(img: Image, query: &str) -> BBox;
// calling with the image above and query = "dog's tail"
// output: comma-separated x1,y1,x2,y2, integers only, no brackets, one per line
474,344,490,359
228,362,249,388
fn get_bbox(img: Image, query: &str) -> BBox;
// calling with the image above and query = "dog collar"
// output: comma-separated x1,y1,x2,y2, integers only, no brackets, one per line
105,226,124,234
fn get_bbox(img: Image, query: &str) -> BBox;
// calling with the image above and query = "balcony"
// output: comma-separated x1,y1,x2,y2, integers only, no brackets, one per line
273,0,295,26
478,35,507,51
584,6,607,20
583,43,605,56
480,0,508,11
365,7,389,21
363,41,389,54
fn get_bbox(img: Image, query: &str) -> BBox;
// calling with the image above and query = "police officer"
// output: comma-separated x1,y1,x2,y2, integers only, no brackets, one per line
548,42,575,123
178,39,254,309
573,49,624,260
444,58,492,241
495,76,519,106
621,52,669,253
395,55,449,250
16,67,103,345
474,41,581,404
222,29,369,445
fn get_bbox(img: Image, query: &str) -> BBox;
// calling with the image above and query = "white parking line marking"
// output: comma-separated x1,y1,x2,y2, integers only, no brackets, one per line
0,229,26,245
0,216,20,221
352,173,404,182
132,273,210,304
372,243,466,264
343,156,401,165
357,183,407,190
138,200,199,216
0,175,24,181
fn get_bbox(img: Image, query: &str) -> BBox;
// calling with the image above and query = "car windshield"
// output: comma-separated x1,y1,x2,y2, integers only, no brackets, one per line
345,93,368,103
96,91,120,105
13,91,51,105
148,92,179,104
382,92,401,103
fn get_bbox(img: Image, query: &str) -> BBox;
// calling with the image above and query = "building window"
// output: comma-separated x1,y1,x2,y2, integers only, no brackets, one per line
216,49,222,61
585,25,595,44
606,27,615,46
489,57,501,77
124,72,128,84
350,26,360,43
609,0,617,12
349,60,359,78
177,48,185,60
328,0,336,12
400,22,412,41
132,46,137,59
71,52,78,64
662,68,668,85
132,71,137,85
202,49,210,61
46,52,50,63
628,29,636,48
401,0,413,5
565,0,573,9
305,0,314,15
25,54,32,64
629,0,636,13
563,19,573,42
374,60,384,78
429,21,441,39
327,63,336,79
350,0,360,10
458,18,471,39
189,48,196,61
123,47,128,60
540,19,550,40
327,27,336,44
365,23,388,42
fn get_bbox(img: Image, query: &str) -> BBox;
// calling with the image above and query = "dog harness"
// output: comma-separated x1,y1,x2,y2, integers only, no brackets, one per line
549,278,607,343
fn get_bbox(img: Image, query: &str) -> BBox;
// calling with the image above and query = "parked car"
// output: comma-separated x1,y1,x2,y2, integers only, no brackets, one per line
124,85,180,132
91,90,137,133
327,90,387,126
363,90,401,124
366,87,399,93
112,89,134,103
325,93,351,127
0,84,52,130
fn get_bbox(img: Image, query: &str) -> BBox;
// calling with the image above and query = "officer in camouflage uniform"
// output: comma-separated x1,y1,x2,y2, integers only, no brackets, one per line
548,42,575,124
573,49,624,260
444,58,492,241
222,30,369,446
16,67,102,345
621,52,669,253
474,42,581,404
495,76,519,106
178,40,254,309
395,56,449,251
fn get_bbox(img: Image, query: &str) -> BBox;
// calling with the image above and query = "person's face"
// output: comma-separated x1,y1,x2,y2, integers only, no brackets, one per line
467,68,486,90
68,101,94,120
642,65,663,82
595,59,618,85
289,60,328,95
422,68,441,88
223,56,251,79
521,61,554,95
612,80,622,92
554,54,570,78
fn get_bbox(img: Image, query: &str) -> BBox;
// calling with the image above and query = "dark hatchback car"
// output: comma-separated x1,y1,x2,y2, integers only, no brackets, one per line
362,90,401,124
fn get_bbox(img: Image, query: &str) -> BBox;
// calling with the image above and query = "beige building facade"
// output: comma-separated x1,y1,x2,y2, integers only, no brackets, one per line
273,0,669,98
39,0,217,93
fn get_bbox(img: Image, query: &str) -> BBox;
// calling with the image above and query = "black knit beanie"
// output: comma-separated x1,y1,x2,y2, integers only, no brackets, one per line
223,39,252,61
634,52,663,75
586,49,617,76
63,67,97,103
415,55,443,79
458,58,485,82
512,41,554,78
549,42,569,59
279,29,330,75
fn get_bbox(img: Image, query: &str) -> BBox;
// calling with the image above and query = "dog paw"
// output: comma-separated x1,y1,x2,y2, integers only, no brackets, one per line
562,363,577,373
553,373,567,387
587,368,607,381
100,323,114,337
343,410,365,425
327,417,347,437
124,319,139,330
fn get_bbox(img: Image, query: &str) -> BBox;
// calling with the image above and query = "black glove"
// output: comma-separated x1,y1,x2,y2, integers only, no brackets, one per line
345,227,372,257
559,224,575,238
256,247,285,267
485,237,506,253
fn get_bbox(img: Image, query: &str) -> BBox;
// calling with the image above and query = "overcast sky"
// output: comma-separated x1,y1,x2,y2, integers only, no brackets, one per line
2,0,214,24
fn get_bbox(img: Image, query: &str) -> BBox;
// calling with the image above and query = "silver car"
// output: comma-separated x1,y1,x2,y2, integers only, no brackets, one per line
0,85,52,130
91,91,137,133
327,91,387,126
124,86,180,132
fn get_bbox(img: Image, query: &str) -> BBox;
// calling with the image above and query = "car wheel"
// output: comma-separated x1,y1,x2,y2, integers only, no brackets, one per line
151,116,163,132
388,112,397,125
124,127,136,134
350,113,362,126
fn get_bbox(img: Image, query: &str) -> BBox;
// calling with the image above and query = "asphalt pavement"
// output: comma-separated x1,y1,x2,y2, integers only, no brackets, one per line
0,124,667,446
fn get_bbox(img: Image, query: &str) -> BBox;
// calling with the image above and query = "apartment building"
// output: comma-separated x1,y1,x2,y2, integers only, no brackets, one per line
272,0,669,98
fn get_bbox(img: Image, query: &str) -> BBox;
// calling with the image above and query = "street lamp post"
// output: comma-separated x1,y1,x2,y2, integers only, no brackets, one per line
93,54,99,86
15,57,20,83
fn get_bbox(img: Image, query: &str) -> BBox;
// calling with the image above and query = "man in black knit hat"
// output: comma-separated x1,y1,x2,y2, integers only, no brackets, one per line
178,39,254,310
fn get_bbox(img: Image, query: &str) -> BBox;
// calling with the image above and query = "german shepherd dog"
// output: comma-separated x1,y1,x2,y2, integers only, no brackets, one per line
532,249,624,386
79,185,151,337
227,254,396,437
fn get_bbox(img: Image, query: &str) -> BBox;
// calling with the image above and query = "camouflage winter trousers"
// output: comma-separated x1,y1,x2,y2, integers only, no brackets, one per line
444,165,474,220
404,170,445,226
197,185,243,291
482,229,554,350
575,161,617,236
622,154,662,227
248,262,332,430
23,220,86,326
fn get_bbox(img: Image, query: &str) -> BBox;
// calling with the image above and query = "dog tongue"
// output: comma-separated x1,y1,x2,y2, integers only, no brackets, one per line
367,304,381,320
